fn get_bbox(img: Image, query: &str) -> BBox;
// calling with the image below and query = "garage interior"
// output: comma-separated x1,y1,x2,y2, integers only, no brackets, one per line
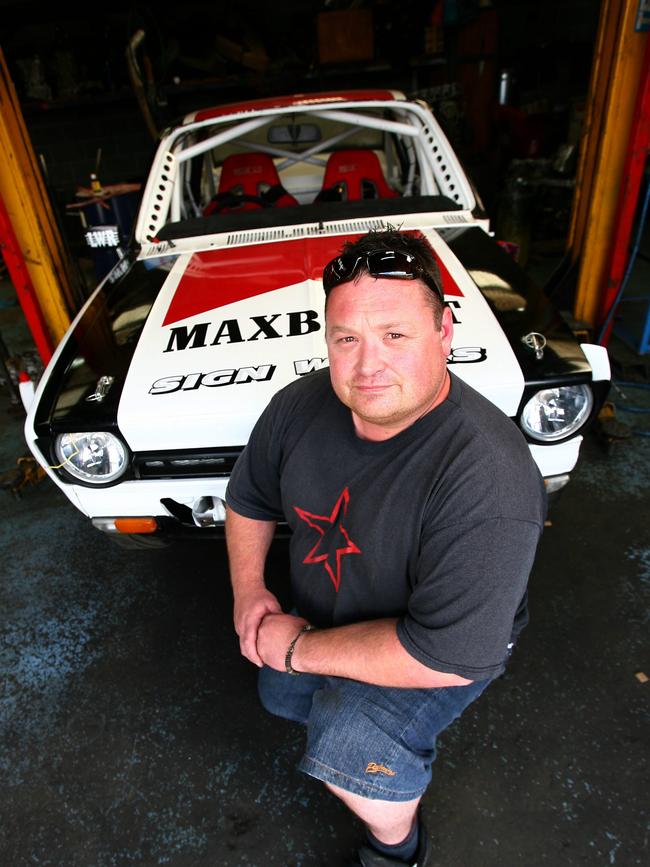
1,1,649,865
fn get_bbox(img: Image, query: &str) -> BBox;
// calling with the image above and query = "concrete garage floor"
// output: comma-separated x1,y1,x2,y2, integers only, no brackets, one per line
1,289,649,866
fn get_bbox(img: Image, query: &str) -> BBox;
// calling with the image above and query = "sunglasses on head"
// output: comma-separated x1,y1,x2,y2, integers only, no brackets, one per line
322,250,444,301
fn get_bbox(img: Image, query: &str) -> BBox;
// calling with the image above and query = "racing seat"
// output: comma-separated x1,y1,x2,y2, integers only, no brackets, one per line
204,152,298,214
316,149,400,202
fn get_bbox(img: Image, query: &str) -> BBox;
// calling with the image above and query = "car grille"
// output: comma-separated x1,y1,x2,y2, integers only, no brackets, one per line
133,448,243,479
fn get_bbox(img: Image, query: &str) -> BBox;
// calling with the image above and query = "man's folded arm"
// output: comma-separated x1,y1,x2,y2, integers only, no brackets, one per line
259,614,474,688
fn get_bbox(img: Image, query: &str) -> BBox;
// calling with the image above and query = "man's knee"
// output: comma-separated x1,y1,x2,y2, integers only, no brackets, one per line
257,665,325,725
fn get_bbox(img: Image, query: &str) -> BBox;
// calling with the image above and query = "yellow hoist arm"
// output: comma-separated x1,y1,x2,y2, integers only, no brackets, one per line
0,47,76,346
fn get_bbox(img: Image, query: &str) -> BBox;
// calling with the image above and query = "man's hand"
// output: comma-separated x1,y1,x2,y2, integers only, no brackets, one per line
257,612,309,672
234,589,283,667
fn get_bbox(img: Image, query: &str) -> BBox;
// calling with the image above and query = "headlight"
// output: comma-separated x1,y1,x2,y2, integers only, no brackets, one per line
54,432,128,483
520,385,593,442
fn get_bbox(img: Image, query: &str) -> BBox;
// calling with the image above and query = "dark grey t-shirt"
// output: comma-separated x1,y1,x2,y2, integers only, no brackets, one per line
226,369,546,680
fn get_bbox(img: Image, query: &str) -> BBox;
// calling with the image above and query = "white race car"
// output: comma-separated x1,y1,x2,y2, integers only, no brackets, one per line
25,90,610,546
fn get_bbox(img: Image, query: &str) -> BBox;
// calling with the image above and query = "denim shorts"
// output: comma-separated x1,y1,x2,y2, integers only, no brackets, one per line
258,666,491,801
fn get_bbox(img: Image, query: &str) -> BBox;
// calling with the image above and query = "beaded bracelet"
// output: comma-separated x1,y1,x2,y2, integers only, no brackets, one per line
284,624,316,675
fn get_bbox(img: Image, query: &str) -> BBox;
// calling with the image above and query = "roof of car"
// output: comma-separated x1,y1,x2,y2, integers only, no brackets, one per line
186,90,405,124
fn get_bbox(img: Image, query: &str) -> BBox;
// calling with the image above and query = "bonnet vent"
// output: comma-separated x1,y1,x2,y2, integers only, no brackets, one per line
226,217,390,247
443,213,468,224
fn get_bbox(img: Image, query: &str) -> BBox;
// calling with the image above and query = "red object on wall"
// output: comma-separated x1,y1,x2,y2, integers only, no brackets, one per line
0,193,54,364
598,39,650,344
317,9,374,65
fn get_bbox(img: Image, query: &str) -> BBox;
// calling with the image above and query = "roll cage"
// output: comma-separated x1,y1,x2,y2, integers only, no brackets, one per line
135,96,477,246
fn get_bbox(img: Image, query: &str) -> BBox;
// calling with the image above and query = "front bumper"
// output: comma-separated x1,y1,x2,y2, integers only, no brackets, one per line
44,436,583,543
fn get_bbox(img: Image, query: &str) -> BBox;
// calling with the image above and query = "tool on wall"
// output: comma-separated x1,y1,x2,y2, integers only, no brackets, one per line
126,29,160,140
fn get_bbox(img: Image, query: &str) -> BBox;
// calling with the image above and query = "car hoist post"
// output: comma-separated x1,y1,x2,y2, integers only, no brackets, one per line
0,193,54,364
597,35,650,343
567,0,648,330
0,47,76,360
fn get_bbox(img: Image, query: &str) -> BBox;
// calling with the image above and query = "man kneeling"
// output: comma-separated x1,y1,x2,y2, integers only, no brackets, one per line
225,229,546,866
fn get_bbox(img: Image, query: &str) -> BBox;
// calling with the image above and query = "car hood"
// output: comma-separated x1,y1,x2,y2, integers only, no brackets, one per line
118,231,524,450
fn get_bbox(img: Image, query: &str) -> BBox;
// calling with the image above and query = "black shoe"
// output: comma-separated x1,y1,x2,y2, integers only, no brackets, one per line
349,823,429,867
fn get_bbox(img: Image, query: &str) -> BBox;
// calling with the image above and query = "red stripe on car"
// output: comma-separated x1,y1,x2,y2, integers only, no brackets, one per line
163,235,462,326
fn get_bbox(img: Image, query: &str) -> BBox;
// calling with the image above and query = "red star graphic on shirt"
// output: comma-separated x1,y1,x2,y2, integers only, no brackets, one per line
293,487,361,592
